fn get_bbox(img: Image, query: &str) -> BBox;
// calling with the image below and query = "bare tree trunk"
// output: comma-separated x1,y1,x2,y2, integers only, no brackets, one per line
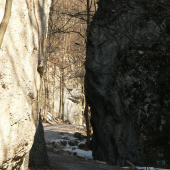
59,70,62,119
84,0,90,147
61,56,64,121
44,61,49,122
53,63,56,117
49,63,54,117
44,78,48,122
0,0,13,48
85,0,90,139
84,102,90,146
87,0,90,31
59,55,65,120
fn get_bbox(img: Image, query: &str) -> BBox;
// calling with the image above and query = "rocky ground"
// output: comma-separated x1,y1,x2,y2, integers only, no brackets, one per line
29,122,168,170
29,122,127,170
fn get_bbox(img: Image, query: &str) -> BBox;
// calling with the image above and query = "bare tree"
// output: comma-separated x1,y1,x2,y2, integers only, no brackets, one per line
41,0,96,128
44,0,88,120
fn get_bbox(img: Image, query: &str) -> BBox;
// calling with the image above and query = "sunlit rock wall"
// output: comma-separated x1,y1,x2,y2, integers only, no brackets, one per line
53,67,84,125
85,0,170,168
0,0,51,169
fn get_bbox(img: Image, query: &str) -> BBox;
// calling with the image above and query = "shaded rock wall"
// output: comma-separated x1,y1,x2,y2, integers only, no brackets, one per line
0,0,51,169
85,0,170,168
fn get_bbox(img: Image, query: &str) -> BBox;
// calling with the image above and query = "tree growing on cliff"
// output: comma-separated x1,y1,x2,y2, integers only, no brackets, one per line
0,0,12,48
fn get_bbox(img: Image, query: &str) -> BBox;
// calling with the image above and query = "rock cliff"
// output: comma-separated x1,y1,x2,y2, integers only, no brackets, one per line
0,0,51,169
85,0,170,168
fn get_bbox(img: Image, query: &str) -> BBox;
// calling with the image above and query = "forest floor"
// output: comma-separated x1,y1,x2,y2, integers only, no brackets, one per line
29,122,127,170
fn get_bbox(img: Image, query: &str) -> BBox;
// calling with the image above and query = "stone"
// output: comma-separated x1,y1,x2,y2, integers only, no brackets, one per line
65,120,71,124
29,117,49,167
73,152,77,156
61,141,67,146
68,140,79,146
74,132,82,140
85,0,170,168
78,144,85,150
0,0,51,169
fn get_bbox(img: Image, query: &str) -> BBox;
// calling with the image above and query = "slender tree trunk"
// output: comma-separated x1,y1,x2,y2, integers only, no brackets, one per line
87,0,90,31
61,78,64,121
61,56,64,121
0,0,13,48
44,79,48,122
59,56,65,120
53,63,56,117
59,71,62,119
84,0,90,146
44,61,49,122
84,102,90,146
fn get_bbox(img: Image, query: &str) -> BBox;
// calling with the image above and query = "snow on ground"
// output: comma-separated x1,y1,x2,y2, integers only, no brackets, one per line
50,137,89,154
63,148,93,160
48,137,93,160
123,167,170,170
44,123,92,160
44,123,170,170
49,130,92,160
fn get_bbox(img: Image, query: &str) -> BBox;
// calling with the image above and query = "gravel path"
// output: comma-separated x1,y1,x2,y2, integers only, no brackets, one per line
48,150,123,170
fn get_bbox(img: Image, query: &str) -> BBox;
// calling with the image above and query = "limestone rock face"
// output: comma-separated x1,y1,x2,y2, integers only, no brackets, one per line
53,77,84,125
40,64,84,125
85,0,170,168
0,0,51,169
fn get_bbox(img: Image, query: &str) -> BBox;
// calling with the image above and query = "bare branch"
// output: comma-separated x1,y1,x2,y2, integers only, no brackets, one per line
0,0,13,48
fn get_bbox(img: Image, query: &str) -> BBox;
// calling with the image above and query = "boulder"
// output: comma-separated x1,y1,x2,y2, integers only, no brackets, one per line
74,132,82,140
85,0,170,168
68,140,79,146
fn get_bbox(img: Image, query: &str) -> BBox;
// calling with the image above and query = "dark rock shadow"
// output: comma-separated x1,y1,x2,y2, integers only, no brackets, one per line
29,115,49,167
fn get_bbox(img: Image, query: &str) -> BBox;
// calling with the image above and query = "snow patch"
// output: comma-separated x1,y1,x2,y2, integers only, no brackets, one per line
123,167,170,170
64,148,93,160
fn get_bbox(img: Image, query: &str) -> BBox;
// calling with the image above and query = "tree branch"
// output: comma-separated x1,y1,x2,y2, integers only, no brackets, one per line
0,0,13,48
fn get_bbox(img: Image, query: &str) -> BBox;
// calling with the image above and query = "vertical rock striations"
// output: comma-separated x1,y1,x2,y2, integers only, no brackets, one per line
85,0,170,168
0,0,51,169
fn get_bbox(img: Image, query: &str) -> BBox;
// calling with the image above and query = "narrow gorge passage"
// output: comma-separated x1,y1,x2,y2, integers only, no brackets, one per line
30,123,126,170
1,0,170,169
